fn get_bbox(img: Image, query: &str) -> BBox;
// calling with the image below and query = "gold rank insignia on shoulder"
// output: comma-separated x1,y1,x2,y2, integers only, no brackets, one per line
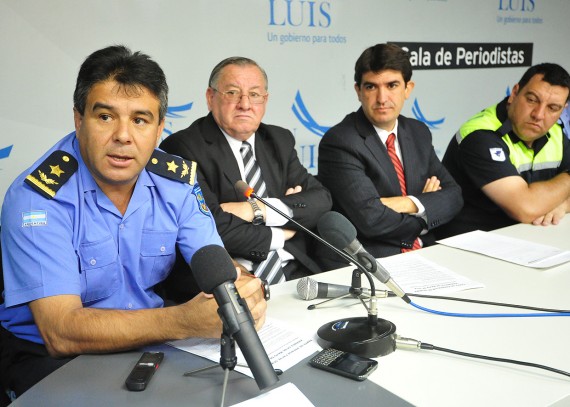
25,150,78,199
146,150,197,186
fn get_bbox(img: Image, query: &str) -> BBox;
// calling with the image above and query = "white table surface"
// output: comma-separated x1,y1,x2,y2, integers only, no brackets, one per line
268,218,570,407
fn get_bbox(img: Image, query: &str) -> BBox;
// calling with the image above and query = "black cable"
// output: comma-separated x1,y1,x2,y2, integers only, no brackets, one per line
406,293,570,313
420,342,570,378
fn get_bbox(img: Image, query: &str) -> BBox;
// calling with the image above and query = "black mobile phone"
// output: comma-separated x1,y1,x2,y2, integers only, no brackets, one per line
309,348,378,381
125,351,164,391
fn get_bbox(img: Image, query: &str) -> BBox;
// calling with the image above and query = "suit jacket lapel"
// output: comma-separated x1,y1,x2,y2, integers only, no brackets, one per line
202,113,244,201
397,119,421,194
253,124,280,197
355,109,402,196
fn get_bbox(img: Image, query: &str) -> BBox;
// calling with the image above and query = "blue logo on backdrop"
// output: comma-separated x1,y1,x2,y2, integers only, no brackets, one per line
268,0,331,27
560,106,570,139
291,90,332,170
0,144,13,174
266,1,348,45
411,99,445,130
0,145,12,160
496,0,542,25
292,91,330,137
161,102,193,141
498,0,535,11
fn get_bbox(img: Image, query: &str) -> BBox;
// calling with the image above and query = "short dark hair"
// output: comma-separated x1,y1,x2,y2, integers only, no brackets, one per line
208,56,268,90
517,63,570,102
354,43,412,87
73,45,168,121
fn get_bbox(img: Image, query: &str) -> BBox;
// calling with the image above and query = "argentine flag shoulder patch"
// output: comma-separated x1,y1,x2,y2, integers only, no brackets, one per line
22,210,47,227
489,147,506,162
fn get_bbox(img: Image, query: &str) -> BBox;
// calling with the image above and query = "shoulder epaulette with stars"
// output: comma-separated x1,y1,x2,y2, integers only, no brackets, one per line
25,150,78,199
146,150,197,186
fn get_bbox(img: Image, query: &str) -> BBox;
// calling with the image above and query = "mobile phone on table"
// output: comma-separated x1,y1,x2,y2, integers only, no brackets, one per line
309,348,378,381
125,351,164,391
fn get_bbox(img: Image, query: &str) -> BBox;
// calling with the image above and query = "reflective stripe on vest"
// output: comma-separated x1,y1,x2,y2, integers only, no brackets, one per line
456,103,563,174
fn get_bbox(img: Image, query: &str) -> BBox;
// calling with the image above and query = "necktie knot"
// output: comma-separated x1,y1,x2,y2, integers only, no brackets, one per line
386,133,396,150
240,141,252,157
385,133,405,195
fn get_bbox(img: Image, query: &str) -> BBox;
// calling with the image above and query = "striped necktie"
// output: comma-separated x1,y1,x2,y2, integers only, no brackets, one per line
385,133,421,252
240,141,285,284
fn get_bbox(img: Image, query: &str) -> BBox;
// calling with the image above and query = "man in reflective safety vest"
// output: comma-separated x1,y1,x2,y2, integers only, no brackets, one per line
438,63,570,238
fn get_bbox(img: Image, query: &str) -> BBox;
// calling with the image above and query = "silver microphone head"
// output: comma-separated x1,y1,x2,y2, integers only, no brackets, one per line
296,277,318,300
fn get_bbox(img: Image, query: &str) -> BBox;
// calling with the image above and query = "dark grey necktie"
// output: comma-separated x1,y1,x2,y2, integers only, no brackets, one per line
240,141,285,284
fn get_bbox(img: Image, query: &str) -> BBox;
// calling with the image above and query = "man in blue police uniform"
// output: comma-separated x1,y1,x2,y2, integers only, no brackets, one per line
0,45,266,398
437,63,570,238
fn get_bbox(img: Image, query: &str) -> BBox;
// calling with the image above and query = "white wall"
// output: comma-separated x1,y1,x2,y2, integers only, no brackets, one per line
1,0,569,210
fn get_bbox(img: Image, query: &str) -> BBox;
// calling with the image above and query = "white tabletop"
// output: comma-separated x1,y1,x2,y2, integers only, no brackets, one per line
268,218,570,407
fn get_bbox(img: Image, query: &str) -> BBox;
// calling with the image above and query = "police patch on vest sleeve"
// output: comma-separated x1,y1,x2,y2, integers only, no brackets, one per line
192,183,210,216
489,147,506,162
146,150,197,186
25,150,78,199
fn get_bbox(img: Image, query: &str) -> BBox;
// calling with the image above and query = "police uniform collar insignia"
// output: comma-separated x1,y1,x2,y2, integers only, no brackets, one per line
25,150,78,199
146,150,197,186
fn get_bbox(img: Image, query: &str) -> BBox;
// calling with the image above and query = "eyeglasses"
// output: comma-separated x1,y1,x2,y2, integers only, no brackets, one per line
211,88,267,104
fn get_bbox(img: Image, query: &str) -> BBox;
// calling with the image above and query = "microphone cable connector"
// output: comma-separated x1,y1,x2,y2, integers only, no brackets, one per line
376,289,393,299
395,335,422,351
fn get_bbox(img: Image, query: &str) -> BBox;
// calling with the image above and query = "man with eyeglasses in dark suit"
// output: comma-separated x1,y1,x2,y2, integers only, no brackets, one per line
160,57,332,287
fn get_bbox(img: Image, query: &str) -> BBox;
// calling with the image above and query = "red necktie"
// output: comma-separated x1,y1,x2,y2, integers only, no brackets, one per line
385,133,421,252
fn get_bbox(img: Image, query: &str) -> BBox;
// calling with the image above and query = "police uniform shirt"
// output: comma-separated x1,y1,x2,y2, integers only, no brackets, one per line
0,132,223,344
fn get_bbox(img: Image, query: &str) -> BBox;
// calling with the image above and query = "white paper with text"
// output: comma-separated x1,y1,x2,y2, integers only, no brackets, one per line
168,319,319,378
437,230,570,268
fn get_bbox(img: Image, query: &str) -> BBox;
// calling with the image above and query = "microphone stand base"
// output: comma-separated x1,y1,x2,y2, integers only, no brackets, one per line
317,317,396,358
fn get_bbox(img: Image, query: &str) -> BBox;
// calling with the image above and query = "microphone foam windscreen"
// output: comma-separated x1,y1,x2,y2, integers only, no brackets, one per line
234,180,252,198
296,277,318,300
317,211,357,249
190,244,236,294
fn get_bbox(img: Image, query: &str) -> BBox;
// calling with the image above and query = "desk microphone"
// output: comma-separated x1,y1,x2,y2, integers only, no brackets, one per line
235,181,396,358
317,211,411,304
191,244,278,390
297,277,372,300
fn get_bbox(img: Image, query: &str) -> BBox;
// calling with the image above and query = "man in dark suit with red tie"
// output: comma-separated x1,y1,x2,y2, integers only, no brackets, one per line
160,57,332,285
318,43,463,269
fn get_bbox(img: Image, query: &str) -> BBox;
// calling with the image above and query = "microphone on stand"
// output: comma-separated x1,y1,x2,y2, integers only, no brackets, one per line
297,277,372,300
296,276,396,301
317,211,411,304
235,181,396,358
191,244,278,390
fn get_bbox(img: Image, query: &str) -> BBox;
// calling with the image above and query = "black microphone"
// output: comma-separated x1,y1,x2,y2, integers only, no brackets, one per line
191,244,278,390
317,211,411,303
296,276,372,300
